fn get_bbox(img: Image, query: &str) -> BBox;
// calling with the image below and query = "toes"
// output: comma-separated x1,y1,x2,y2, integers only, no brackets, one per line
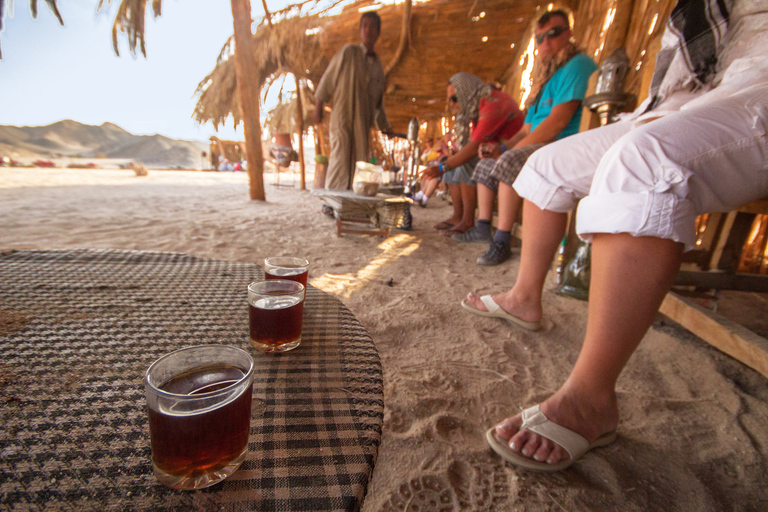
508,429,532,452
546,444,570,465
494,415,522,439
466,292,486,311
519,434,541,458
532,437,553,462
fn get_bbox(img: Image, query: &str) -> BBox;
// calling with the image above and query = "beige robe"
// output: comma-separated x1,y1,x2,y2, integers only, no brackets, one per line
315,43,391,190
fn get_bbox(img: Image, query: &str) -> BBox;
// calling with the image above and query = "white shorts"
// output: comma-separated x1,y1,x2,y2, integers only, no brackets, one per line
514,84,768,251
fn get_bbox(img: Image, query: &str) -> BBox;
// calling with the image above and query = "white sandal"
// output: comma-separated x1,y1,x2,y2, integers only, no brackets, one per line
486,405,617,471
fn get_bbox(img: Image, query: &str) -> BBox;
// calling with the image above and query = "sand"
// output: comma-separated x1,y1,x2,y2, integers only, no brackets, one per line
2,167,767,511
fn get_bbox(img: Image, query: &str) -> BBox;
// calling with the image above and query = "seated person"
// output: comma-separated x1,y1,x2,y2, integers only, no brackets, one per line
454,9,597,267
462,0,768,470
414,134,452,206
420,73,524,235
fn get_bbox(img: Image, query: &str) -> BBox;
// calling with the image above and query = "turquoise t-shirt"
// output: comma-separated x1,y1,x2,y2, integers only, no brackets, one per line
524,53,598,139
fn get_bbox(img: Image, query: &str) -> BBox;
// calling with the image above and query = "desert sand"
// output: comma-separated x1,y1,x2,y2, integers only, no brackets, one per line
2,167,767,511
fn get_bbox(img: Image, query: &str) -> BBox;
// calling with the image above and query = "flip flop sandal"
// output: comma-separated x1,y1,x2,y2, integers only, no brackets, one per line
460,295,540,331
486,405,617,472
442,228,469,236
433,221,455,230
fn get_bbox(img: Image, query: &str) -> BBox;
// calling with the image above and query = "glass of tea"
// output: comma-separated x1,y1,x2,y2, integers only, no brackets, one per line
144,345,254,490
247,279,305,353
264,257,309,287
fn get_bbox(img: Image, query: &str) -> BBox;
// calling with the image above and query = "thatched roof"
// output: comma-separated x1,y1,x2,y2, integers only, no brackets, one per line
194,0,675,134
194,0,563,133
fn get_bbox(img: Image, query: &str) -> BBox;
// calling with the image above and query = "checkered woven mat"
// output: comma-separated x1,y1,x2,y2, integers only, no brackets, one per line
0,250,383,512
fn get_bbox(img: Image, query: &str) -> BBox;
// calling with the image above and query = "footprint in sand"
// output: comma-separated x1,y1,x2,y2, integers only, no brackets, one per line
381,475,457,512
385,405,412,436
434,415,477,445
447,454,510,511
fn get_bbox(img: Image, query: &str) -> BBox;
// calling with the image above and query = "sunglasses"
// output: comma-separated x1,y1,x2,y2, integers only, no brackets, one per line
535,25,568,45
448,95,459,103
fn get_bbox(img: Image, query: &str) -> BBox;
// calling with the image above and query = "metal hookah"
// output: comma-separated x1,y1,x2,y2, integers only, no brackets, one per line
404,117,420,196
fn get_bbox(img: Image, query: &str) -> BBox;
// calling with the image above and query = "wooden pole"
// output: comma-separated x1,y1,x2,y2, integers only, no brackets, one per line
295,76,306,190
384,0,412,77
231,0,266,200
260,0,274,28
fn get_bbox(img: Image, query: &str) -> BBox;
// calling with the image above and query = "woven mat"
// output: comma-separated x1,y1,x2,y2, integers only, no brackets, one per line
0,250,383,512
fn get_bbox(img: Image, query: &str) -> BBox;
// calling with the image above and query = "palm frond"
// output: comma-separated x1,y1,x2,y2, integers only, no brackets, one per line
0,0,64,59
98,0,163,57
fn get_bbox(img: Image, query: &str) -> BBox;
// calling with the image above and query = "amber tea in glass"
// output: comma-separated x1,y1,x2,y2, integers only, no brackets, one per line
247,279,305,353
144,345,254,490
264,257,309,287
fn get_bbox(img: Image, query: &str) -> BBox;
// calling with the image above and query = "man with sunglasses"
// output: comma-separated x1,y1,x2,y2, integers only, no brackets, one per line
313,12,395,192
454,9,597,267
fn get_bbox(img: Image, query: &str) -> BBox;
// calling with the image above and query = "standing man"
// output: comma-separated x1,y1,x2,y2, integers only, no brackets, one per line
313,11,394,191
454,9,597,266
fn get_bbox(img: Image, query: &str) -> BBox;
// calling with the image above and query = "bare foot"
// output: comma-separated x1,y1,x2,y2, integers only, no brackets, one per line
447,221,474,233
465,291,541,325
433,218,459,230
494,385,619,465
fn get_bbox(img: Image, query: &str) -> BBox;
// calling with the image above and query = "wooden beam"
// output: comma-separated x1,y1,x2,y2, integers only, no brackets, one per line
674,271,768,293
659,291,768,379
385,0,412,77
708,211,737,270
295,76,306,190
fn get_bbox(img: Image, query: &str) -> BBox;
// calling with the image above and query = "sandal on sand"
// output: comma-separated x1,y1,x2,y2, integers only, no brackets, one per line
433,221,455,230
486,405,617,472
460,295,540,331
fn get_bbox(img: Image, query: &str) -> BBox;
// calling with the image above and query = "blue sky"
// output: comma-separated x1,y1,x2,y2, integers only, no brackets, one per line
0,0,297,141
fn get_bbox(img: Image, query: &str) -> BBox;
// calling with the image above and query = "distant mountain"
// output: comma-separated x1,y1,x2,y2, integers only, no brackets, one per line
0,120,209,169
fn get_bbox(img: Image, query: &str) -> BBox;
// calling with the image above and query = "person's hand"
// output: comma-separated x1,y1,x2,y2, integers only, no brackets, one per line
478,142,503,159
420,165,442,180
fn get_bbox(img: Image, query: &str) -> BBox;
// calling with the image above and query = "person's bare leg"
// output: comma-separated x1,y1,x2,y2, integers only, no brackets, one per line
477,183,496,222
466,201,566,324
497,182,523,232
436,184,463,228
422,177,439,197
494,233,684,465
450,183,477,232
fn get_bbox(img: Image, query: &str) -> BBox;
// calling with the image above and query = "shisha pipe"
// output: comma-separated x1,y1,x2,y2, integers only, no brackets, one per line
404,117,420,195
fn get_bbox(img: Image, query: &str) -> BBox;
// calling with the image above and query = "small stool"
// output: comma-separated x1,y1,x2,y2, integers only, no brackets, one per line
312,189,412,238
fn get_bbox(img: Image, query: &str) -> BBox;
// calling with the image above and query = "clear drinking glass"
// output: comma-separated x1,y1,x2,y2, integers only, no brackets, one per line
247,279,305,353
144,345,254,490
264,257,309,287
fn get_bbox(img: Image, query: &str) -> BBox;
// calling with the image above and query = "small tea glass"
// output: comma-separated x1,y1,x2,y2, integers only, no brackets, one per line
264,257,309,287
144,345,254,490
247,280,305,353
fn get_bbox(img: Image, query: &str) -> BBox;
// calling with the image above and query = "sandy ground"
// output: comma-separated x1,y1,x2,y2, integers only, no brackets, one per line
2,167,768,511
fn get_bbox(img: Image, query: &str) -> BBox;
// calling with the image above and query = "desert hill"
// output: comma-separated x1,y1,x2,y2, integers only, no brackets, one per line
0,120,209,169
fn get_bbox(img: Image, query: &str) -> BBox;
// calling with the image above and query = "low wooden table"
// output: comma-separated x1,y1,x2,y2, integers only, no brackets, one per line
313,189,412,237
0,249,383,512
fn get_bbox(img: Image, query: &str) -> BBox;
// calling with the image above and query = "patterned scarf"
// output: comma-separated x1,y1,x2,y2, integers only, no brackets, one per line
449,72,493,150
646,0,731,111
527,41,583,111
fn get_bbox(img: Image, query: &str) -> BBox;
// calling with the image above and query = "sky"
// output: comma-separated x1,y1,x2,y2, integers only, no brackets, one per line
0,0,299,142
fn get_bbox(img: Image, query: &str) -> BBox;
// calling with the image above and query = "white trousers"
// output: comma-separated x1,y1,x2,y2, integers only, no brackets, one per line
514,84,768,251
